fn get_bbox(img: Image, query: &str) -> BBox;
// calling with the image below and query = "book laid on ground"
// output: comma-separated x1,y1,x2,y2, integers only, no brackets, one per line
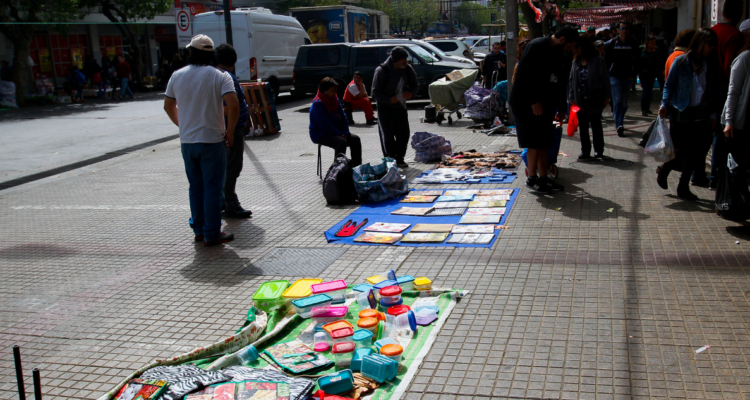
185,381,291,400
410,224,455,233
436,195,474,202
469,200,507,208
444,189,480,196
465,207,506,215
479,189,514,195
446,233,495,244
451,224,495,234
400,232,449,243
474,195,511,201
400,195,438,203
426,207,467,216
364,223,411,233
391,207,433,216
409,189,444,196
459,215,501,224
354,232,404,244
434,201,470,208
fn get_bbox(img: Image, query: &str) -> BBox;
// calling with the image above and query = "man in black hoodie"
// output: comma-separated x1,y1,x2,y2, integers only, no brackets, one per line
371,46,419,168
605,20,639,137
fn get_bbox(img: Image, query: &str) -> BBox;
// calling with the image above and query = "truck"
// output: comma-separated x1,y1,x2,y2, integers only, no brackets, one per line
290,5,389,44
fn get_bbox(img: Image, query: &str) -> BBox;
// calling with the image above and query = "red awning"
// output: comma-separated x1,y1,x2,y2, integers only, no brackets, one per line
561,0,675,25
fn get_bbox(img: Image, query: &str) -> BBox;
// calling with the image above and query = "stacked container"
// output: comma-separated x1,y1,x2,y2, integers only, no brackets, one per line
292,294,332,318
379,286,403,305
386,304,411,317
318,369,354,394
352,329,374,349
323,320,354,344
311,305,349,326
396,275,415,291
312,280,347,304
380,343,404,364
282,278,322,306
413,277,433,291
351,348,373,371
361,354,399,383
372,279,398,300
356,317,379,336
331,342,356,367
251,280,289,313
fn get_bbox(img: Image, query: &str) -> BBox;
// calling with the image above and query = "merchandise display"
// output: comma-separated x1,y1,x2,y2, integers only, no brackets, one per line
353,232,403,244
443,189,479,196
435,195,474,202
408,189,444,196
468,200,506,208
390,207,433,216
479,189,513,195
436,150,521,171
115,379,168,400
473,195,510,202
465,208,506,216
400,232,450,243
363,223,411,233
458,215,502,224
451,224,495,234
426,208,466,216
399,195,438,203
433,201,470,208
334,219,368,238
446,233,494,244
410,224,454,233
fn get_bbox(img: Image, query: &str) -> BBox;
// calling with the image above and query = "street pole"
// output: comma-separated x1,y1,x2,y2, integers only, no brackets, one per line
504,0,518,125
223,0,233,45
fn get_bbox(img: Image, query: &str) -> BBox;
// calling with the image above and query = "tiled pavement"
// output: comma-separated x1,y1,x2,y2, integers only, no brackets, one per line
1,88,750,400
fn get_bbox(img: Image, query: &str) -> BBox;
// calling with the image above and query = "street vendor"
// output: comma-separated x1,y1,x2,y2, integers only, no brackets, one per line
342,71,377,125
483,41,507,88
309,77,362,167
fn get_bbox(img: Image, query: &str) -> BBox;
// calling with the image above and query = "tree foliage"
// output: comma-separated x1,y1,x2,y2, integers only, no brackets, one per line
453,2,494,35
361,0,438,37
0,0,86,105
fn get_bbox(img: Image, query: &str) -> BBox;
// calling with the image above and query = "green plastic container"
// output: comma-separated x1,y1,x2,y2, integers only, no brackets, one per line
252,280,289,313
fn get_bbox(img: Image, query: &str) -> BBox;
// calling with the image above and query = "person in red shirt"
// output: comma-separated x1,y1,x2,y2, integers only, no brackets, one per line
342,71,377,125
706,0,745,188
115,55,134,100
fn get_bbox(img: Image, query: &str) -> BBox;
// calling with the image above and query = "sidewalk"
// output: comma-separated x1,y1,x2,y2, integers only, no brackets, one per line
1,87,749,400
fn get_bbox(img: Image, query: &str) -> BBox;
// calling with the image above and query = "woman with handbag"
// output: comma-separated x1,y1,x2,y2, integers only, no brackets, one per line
569,36,611,159
658,28,719,200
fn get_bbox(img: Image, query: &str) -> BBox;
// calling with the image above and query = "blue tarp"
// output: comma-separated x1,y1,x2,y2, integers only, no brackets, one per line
324,188,520,248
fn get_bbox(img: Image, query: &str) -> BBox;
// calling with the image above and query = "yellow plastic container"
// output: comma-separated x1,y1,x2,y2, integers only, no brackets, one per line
282,278,322,305
414,277,433,291
366,275,387,285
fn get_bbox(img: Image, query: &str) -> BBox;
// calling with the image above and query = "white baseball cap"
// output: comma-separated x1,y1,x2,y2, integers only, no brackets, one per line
188,34,214,50
740,19,750,33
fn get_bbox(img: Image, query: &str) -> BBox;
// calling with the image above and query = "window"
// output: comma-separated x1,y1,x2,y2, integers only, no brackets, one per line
355,47,380,66
430,41,459,52
307,47,340,66
477,39,489,47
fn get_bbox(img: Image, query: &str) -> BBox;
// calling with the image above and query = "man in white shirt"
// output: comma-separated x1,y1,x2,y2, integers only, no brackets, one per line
342,71,376,125
163,34,239,246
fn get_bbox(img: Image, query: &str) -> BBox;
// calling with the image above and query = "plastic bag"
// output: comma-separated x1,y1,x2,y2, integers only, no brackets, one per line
0,81,18,108
352,158,409,203
715,153,750,221
566,105,580,137
410,131,452,163
643,116,674,162
638,119,657,148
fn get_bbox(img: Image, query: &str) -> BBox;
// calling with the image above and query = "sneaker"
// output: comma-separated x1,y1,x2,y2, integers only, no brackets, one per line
366,119,377,125
677,186,698,201
656,165,669,189
594,152,604,158
223,205,252,218
617,127,625,137
578,153,591,160
205,231,235,246
396,161,409,169
539,176,565,192
526,176,551,193
194,235,204,242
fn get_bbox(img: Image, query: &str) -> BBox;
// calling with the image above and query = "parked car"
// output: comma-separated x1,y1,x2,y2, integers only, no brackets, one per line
292,43,477,98
459,36,487,48
425,39,474,61
359,38,475,66
470,35,505,56
193,8,311,97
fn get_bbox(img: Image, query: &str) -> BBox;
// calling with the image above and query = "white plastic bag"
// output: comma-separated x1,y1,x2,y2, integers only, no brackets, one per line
0,81,18,108
643,115,674,162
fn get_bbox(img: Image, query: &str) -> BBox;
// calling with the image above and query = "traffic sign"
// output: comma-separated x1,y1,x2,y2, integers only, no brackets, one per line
176,9,193,47
177,10,190,32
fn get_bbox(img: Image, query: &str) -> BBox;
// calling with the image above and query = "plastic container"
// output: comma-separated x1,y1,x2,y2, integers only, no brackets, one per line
311,280,347,304
366,275,387,285
236,345,259,365
387,304,411,317
356,317,379,336
382,314,394,339
357,291,372,310
314,332,330,352
292,294,333,319
359,309,379,319
318,369,354,394
361,354,398,383
374,337,399,352
313,322,327,333
330,327,354,344
352,329,374,349
414,277,432,291
282,278,322,305
323,320,354,334
415,307,438,325
395,310,418,333
311,305,349,326
353,283,374,293
396,275,415,291
331,342,356,368
252,280,289,313
380,298,403,308
351,348,373,371
379,286,403,304
380,343,404,363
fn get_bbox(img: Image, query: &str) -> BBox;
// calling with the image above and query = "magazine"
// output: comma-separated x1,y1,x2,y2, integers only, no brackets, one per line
391,207,433,216
353,232,403,244
410,224,454,233
115,379,169,400
433,201,470,208
465,207,506,215
400,232,449,243
444,189,479,196
459,215,501,224
469,200,507,208
474,195,510,201
186,381,291,400
446,234,495,244
364,223,411,233
426,208,467,216
451,224,495,234
400,195,438,203
436,195,475,202
409,189,444,196
479,189,513,195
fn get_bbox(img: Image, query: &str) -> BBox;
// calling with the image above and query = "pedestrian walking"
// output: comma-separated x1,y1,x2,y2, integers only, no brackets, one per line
115,55,134,99
510,26,579,193
595,40,606,57
215,43,253,219
163,34,239,246
657,28,719,200
569,36,611,159
665,29,697,78
67,66,86,103
372,46,419,169
708,0,745,188
483,41,507,88
342,71,377,125
309,77,362,167
639,36,666,115
605,20,639,137
720,35,750,180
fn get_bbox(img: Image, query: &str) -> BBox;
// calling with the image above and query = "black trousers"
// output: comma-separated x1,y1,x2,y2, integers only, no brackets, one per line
664,110,711,188
224,129,245,206
318,133,362,167
377,105,410,162
578,110,604,155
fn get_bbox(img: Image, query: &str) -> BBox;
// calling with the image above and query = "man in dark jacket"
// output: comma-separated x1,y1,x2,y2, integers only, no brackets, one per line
605,20,639,137
215,43,252,219
371,46,419,168
510,26,578,193
482,41,507,88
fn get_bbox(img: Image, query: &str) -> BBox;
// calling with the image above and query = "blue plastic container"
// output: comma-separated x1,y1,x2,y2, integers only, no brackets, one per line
292,294,333,318
380,298,403,307
353,283,374,293
373,279,398,290
396,275,415,291
317,369,354,394
352,329,374,349
361,354,398,383
351,348,373,371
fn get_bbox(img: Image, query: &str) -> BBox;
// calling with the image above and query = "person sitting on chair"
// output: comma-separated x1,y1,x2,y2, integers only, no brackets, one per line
310,77,362,167
342,71,377,125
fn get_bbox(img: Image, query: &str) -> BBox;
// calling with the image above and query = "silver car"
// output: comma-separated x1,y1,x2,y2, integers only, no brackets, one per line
425,39,475,61
359,38,476,66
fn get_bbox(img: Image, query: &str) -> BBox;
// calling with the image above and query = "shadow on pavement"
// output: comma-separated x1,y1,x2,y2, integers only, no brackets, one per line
727,225,750,242
532,183,651,222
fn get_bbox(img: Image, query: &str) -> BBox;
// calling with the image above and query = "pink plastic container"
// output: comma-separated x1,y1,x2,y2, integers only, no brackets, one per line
311,280,347,303
311,305,350,326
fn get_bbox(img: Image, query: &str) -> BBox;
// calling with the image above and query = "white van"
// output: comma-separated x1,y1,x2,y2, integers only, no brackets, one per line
193,8,311,96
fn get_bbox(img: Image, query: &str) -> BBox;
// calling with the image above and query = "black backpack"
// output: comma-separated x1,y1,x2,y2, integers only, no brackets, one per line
323,153,358,204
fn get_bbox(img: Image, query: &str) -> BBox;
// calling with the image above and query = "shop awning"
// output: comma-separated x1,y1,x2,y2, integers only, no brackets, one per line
561,0,676,26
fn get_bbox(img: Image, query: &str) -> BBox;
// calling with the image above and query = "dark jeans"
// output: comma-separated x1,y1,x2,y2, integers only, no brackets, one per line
664,110,711,188
317,133,362,167
640,73,655,111
610,77,632,129
181,142,227,241
578,110,604,155
377,105,410,162
224,129,246,207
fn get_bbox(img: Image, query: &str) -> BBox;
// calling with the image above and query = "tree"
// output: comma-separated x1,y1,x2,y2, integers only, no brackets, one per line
453,2,493,35
276,0,339,13
82,0,171,85
381,0,438,37
0,0,85,105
